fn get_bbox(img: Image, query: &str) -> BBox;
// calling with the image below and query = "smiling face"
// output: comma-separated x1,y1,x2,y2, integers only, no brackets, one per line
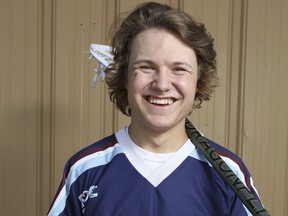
127,28,198,136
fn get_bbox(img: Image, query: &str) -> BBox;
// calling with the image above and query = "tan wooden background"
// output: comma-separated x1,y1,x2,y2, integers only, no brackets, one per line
0,0,287,215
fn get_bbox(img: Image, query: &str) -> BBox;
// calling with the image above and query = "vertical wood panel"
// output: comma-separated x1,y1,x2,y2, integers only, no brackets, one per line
40,0,53,214
242,0,288,214
0,0,42,215
227,0,246,155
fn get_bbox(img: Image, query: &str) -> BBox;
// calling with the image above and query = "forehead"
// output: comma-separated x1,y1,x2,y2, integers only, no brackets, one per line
129,28,197,64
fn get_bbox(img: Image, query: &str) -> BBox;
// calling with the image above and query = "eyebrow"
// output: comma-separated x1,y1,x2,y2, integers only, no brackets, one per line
132,59,153,65
172,61,194,70
132,59,194,69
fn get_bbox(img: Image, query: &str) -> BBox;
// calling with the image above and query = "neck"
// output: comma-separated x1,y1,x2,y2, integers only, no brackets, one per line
128,120,188,153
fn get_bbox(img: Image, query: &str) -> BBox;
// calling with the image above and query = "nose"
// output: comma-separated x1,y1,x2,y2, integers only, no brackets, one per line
151,69,172,92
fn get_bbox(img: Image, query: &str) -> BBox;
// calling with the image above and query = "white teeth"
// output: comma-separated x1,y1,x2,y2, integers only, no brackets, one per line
148,98,174,105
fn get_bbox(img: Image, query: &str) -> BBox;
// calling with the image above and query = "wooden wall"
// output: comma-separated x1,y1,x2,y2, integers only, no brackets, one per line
0,0,287,215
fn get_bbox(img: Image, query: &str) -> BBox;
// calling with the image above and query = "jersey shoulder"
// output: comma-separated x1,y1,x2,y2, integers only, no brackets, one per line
65,134,119,171
47,134,121,215
207,139,248,171
206,138,253,189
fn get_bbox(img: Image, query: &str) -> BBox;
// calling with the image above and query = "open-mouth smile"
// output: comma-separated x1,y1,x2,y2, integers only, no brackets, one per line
146,96,175,105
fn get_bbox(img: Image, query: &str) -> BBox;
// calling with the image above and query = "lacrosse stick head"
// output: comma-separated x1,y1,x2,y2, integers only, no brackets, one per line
89,44,114,87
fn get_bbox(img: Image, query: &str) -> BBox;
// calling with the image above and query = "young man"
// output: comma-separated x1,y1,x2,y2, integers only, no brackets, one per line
48,2,263,215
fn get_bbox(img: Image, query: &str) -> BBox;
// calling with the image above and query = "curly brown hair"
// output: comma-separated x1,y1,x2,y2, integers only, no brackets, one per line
105,2,218,116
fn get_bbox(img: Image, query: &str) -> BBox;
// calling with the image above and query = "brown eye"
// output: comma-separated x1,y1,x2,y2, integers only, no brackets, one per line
175,67,186,71
139,65,154,73
172,67,188,74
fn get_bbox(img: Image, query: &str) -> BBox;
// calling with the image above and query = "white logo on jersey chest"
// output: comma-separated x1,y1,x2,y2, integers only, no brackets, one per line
78,185,98,213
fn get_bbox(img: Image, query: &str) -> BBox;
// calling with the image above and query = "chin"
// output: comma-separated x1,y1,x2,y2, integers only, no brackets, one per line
144,116,183,131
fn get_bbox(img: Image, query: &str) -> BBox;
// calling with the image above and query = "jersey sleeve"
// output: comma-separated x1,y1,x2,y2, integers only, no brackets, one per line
208,139,263,215
47,160,83,216
47,134,119,215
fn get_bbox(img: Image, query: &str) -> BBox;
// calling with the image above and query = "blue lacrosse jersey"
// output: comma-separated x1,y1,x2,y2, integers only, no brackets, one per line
47,127,260,216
